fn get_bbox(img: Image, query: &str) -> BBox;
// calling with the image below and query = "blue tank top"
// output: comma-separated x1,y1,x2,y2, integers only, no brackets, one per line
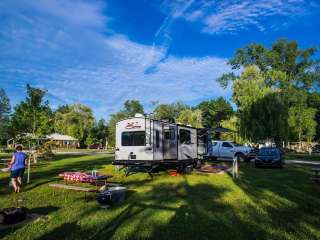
11,152,27,171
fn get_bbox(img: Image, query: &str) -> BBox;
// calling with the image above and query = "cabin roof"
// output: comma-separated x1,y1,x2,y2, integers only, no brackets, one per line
47,133,77,141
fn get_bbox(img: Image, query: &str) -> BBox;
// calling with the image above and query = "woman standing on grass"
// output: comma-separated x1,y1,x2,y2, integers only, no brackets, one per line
9,146,28,193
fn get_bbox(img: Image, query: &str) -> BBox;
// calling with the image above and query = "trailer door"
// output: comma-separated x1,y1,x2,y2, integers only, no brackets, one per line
163,126,177,160
178,126,197,160
153,121,163,160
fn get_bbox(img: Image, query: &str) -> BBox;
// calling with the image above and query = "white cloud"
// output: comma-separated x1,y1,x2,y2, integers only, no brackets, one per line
37,37,231,117
0,0,231,119
203,0,306,34
162,0,308,34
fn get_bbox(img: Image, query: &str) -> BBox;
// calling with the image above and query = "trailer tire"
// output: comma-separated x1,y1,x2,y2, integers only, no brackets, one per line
194,159,202,169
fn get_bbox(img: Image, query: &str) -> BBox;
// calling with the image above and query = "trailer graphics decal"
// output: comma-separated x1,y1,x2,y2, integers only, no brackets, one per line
125,122,142,129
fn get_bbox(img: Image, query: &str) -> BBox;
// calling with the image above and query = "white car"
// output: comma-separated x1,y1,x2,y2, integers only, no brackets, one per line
206,140,255,162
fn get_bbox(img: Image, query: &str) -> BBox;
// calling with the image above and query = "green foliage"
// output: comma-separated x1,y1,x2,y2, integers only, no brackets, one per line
197,97,233,129
107,111,126,147
233,67,289,144
54,104,95,147
123,100,144,117
288,106,317,142
218,39,320,90
153,102,187,121
176,109,203,128
0,88,11,144
233,66,273,109
0,88,10,118
85,133,98,147
11,84,53,136
88,119,108,146
307,92,320,141
242,93,289,145
220,116,248,144
219,39,320,144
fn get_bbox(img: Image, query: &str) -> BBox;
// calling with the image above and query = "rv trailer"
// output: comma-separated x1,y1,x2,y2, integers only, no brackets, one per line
113,115,208,176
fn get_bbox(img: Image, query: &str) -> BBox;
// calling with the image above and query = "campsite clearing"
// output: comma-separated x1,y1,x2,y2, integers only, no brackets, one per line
0,154,320,240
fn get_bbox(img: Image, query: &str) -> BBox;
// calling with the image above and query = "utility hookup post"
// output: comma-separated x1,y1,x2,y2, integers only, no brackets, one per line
232,156,239,179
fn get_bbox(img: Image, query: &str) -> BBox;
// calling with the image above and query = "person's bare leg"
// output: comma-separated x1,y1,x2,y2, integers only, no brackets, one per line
17,177,22,192
11,178,18,193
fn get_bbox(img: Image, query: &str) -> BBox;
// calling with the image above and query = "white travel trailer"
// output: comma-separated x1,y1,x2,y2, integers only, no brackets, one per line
113,114,208,171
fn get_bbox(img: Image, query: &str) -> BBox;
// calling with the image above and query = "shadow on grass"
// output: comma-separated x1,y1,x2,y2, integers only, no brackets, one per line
0,154,114,196
233,164,320,240
36,222,82,240
3,160,320,240
38,165,320,240
0,205,60,239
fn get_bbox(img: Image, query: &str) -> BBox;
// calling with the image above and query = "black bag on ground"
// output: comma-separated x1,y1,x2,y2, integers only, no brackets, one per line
0,207,27,225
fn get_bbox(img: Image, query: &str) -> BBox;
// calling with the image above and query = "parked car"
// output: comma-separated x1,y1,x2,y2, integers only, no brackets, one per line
89,144,103,149
206,140,255,162
255,147,283,168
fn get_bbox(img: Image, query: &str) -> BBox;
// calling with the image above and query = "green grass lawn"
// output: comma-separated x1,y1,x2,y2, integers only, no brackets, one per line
285,153,320,161
1,154,320,240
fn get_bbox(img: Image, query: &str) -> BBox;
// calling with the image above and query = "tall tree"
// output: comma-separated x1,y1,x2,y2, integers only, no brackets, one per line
197,97,233,128
218,39,320,95
244,92,289,145
307,92,320,141
233,66,288,144
88,119,108,147
288,106,317,143
11,84,53,136
107,111,126,147
54,104,95,147
176,109,203,128
0,89,11,144
153,102,187,121
123,100,144,117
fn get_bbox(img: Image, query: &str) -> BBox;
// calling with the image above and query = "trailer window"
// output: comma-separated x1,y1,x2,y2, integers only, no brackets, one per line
164,128,175,140
155,130,160,148
179,129,191,144
122,131,145,146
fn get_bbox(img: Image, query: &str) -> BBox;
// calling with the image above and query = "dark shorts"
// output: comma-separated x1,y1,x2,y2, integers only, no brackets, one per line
10,168,25,179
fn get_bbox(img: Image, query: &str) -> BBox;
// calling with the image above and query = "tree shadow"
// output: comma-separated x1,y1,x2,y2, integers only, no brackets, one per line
233,164,320,240
35,222,82,240
0,205,60,239
0,154,114,197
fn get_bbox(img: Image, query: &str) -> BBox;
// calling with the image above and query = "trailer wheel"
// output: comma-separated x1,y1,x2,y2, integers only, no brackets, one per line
194,159,202,169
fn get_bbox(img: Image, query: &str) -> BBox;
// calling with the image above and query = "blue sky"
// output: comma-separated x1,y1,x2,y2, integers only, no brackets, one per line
0,0,319,119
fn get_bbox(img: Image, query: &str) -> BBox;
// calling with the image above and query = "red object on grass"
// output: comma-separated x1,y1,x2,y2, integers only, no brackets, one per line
59,172,105,183
168,170,180,177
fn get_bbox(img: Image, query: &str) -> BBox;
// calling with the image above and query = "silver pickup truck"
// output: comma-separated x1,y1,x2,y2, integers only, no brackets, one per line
206,140,255,162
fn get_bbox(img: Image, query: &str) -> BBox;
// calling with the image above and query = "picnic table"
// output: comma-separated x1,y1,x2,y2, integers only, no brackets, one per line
49,172,113,200
311,168,320,182
58,171,113,189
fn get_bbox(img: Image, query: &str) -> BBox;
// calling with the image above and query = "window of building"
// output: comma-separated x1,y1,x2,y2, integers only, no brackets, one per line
179,129,191,144
122,131,145,146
